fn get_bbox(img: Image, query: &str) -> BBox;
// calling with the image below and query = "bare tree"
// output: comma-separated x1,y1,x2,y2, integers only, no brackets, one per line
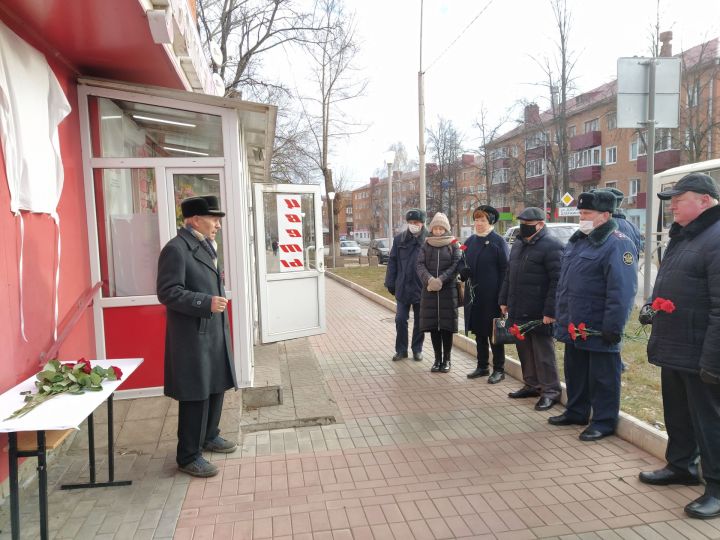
427,118,464,232
474,105,512,207
388,142,410,172
300,0,367,250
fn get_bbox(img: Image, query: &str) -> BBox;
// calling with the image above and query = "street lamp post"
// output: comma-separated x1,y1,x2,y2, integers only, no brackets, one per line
543,132,548,220
384,151,396,249
328,191,336,268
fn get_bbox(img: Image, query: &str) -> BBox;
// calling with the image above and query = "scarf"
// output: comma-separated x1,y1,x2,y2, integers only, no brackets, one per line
474,226,494,238
426,234,456,247
187,225,218,266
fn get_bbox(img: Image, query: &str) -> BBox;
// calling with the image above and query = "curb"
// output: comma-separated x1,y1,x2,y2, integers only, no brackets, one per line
326,271,668,461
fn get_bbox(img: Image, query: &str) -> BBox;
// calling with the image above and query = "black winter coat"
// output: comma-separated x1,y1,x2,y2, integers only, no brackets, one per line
416,239,462,332
498,226,563,334
384,228,428,304
460,231,509,337
647,205,720,374
157,228,237,401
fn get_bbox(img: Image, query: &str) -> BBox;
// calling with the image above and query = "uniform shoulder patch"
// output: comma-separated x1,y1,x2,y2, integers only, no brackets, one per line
622,251,634,265
613,231,627,238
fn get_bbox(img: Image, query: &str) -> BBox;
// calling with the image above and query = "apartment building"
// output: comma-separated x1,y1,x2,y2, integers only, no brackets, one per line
486,33,720,231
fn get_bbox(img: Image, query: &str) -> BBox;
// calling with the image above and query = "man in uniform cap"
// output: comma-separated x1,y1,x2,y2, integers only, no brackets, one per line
499,207,563,410
157,195,238,477
550,190,637,441
385,208,428,361
638,173,720,519
594,187,643,255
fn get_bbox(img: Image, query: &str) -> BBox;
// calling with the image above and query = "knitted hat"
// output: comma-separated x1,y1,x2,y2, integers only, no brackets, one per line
428,212,451,233
405,208,427,223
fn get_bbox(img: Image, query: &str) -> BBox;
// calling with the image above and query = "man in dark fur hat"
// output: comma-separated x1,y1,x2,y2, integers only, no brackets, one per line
549,190,637,442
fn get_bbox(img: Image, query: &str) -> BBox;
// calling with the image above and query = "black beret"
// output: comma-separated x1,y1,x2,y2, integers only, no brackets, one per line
577,191,616,213
473,205,499,224
405,208,427,222
181,195,226,218
517,207,545,221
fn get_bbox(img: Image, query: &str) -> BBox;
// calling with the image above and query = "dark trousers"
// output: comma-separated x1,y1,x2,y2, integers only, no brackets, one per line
177,392,225,466
430,329,453,357
662,367,720,485
395,301,424,355
475,335,505,372
515,333,561,399
563,343,621,434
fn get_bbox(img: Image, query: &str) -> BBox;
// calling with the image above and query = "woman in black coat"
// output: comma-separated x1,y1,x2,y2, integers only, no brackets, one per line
416,212,462,373
459,205,509,384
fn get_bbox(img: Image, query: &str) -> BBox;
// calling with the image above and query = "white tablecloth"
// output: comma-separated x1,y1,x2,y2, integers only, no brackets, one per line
0,359,142,433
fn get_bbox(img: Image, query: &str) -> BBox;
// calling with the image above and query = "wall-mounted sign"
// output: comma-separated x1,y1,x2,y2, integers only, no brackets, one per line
276,194,305,272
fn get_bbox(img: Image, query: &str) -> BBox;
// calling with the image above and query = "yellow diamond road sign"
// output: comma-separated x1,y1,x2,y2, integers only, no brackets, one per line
561,192,574,206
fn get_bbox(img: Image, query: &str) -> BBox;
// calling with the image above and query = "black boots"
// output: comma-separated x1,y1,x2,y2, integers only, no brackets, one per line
467,363,490,379
440,350,451,373
431,351,441,372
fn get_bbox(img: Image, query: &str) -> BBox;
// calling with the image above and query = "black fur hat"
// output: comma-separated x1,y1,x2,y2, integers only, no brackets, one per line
577,191,616,213
181,195,226,218
405,208,427,223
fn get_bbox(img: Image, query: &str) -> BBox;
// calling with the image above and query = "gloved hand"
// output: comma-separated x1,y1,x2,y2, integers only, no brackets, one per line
638,303,654,325
427,277,443,292
601,331,622,345
459,267,472,281
387,287,395,296
700,368,720,385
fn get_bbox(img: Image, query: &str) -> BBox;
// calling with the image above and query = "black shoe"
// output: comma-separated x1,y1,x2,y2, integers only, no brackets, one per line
534,397,557,411
579,427,612,442
639,467,701,486
392,353,408,361
440,360,451,373
467,367,490,379
508,387,540,399
412,352,423,361
487,371,505,384
431,354,441,372
548,413,588,426
685,488,720,519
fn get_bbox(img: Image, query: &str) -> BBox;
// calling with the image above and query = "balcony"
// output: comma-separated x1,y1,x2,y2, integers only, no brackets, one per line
635,192,647,210
636,149,681,173
569,165,601,183
492,157,511,168
526,176,550,191
489,182,511,194
525,145,550,160
570,130,601,151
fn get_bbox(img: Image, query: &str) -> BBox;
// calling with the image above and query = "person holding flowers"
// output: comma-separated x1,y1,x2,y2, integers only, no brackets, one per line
498,207,563,411
416,212,462,373
550,190,637,442
637,173,720,520
459,205,509,384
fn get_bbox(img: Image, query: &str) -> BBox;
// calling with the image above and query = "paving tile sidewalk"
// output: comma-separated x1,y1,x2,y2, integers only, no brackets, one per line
2,279,719,539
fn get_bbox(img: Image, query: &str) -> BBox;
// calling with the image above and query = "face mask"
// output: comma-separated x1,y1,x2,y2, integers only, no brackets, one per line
519,224,537,238
407,224,422,234
578,220,595,234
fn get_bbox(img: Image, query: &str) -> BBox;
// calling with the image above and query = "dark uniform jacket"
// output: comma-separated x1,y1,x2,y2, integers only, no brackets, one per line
416,240,462,332
384,228,428,305
647,205,720,374
157,228,237,401
614,209,644,255
460,231,509,337
498,226,563,334
554,219,638,352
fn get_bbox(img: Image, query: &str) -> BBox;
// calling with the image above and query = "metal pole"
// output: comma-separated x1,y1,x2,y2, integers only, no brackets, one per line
330,198,335,268
543,134,548,219
418,0,426,212
387,163,393,249
644,59,657,300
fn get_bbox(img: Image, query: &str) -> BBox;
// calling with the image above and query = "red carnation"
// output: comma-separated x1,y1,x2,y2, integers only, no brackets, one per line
451,238,458,244
660,300,676,313
568,323,577,341
651,297,665,311
460,244,468,251
578,322,588,340
111,366,123,380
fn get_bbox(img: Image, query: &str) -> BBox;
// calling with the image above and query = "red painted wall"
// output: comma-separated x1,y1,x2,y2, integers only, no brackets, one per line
0,19,95,483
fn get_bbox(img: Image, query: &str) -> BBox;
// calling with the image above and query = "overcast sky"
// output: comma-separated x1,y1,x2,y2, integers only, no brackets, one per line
270,0,720,190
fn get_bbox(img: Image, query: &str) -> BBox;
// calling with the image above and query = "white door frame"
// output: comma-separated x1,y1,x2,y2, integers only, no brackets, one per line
253,183,325,343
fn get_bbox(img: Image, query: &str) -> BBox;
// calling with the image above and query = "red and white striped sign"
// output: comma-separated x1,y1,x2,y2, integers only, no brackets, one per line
276,194,305,272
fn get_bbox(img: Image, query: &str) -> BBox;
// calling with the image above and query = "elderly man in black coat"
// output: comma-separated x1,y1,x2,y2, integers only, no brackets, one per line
638,173,720,520
157,195,238,478
499,207,563,411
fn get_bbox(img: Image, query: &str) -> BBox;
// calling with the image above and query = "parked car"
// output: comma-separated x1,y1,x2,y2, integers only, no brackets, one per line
503,222,579,246
339,240,361,256
367,238,390,264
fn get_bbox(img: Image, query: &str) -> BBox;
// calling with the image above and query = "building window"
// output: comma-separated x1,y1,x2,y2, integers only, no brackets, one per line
567,125,576,138
606,146,617,165
605,181,617,190
688,80,700,107
655,128,675,151
570,146,601,169
526,158,545,178
630,137,642,161
525,131,547,150
584,118,599,132
630,179,640,197
606,112,617,131
586,184,598,191
491,168,509,184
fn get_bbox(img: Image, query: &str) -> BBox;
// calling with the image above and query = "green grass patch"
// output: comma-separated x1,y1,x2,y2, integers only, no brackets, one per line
331,266,664,429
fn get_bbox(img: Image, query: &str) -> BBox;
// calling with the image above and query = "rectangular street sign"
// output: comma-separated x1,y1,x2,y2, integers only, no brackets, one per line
616,57,681,128
558,207,580,217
